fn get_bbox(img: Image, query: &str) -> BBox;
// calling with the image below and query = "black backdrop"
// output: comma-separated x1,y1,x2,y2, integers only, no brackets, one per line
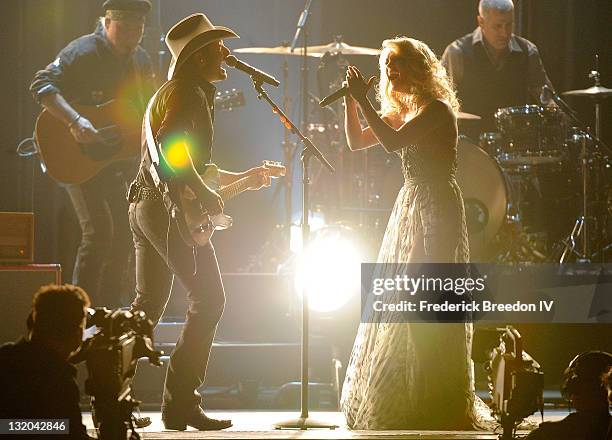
1,0,610,273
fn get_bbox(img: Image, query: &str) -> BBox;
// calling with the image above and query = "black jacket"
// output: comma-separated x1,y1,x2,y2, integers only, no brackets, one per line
0,338,89,439
139,72,217,185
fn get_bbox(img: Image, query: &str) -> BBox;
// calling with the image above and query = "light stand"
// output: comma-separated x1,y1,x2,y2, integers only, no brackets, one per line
249,78,337,430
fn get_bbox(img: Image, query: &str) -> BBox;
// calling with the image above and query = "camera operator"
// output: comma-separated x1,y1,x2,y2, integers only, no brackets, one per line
0,284,92,439
526,351,612,440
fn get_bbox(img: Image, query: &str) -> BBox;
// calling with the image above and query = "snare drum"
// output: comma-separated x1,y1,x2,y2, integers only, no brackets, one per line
495,105,567,165
455,137,510,259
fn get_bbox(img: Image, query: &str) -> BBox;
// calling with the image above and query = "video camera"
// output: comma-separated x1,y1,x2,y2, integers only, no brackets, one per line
474,326,544,440
74,308,162,440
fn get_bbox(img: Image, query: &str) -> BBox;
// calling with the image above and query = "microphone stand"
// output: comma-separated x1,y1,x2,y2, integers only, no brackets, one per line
281,55,295,238
249,78,336,430
289,0,312,53
291,0,313,134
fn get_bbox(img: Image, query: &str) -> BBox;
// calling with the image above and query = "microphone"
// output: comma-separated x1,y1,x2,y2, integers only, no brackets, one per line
540,84,553,105
541,85,578,118
224,55,280,87
319,85,349,107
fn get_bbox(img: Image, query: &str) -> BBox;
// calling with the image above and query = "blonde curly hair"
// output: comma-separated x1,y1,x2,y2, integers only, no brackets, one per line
377,36,460,117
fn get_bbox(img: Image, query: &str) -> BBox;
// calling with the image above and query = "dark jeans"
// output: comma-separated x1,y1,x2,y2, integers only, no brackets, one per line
63,165,132,308
128,197,225,413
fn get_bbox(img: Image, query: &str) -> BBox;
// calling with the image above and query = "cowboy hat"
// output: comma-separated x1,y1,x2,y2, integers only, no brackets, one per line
165,13,239,80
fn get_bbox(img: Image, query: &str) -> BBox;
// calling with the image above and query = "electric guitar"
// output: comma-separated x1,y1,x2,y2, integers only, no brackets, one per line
169,160,286,247
34,90,245,184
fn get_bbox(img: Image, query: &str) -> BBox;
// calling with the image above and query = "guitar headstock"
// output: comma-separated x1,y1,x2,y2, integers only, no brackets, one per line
262,160,286,178
215,89,246,112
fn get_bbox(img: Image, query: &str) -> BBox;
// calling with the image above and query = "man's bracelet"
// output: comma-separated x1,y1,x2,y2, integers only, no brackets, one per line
68,114,81,129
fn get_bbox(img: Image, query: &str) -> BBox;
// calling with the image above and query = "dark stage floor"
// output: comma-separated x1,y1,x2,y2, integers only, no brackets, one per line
83,410,569,439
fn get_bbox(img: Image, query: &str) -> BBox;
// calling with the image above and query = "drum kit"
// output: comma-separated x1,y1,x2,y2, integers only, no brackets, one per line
236,38,612,263
462,78,612,263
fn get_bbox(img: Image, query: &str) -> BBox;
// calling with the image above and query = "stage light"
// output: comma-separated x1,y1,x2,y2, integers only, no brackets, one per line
294,225,363,313
289,213,326,254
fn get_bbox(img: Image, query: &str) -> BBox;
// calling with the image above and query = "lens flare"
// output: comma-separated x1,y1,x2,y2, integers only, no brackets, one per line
165,141,191,169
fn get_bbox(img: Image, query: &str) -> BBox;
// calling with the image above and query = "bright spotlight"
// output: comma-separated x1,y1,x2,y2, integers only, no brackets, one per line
289,213,326,254
294,226,363,313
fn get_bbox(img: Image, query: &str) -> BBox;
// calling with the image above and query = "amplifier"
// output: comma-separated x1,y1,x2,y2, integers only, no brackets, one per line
0,264,61,344
0,212,34,263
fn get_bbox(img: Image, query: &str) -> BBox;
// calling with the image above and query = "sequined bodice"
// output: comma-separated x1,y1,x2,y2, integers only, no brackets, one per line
397,140,457,183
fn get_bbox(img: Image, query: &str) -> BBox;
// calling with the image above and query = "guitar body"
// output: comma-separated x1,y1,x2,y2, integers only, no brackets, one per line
168,161,286,247
139,88,274,247
169,165,231,247
35,100,142,184
170,203,225,248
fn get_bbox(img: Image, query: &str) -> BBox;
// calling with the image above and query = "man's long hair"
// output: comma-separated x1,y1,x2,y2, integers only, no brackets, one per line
377,36,460,117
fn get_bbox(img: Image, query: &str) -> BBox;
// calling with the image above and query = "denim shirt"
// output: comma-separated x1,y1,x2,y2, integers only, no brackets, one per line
30,22,155,114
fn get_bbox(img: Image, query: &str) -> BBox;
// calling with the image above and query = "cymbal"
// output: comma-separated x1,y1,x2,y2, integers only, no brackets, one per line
307,41,381,56
234,40,381,57
562,85,612,98
456,111,481,120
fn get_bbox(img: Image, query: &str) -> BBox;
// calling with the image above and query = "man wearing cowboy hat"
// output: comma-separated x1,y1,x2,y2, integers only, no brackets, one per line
127,13,270,431
30,0,156,310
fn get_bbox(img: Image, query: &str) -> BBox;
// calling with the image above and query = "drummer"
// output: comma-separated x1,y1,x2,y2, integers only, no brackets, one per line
441,0,554,137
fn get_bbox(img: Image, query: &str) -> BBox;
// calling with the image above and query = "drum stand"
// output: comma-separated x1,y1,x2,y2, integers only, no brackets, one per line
559,134,592,262
557,67,611,263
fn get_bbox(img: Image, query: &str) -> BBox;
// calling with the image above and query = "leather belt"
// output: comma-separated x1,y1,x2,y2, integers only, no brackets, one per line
127,179,162,202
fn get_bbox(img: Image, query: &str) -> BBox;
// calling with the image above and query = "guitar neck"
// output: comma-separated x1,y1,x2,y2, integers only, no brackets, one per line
218,175,253,202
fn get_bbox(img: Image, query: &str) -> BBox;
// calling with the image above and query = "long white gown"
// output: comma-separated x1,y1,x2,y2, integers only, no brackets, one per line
340,124,493,429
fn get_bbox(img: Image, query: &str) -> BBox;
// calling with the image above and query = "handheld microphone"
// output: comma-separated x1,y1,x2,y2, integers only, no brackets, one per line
319,85,349,107
225,55,280,87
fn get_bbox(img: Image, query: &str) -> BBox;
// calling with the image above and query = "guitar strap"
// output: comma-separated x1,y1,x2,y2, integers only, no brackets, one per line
143,87,186,234
143,88,163,189
143,86,199,274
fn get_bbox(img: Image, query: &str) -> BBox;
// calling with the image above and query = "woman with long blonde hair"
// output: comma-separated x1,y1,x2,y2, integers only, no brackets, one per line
340,37,491,429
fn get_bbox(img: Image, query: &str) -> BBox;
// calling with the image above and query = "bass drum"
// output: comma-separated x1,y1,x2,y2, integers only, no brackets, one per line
456,137,510,260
